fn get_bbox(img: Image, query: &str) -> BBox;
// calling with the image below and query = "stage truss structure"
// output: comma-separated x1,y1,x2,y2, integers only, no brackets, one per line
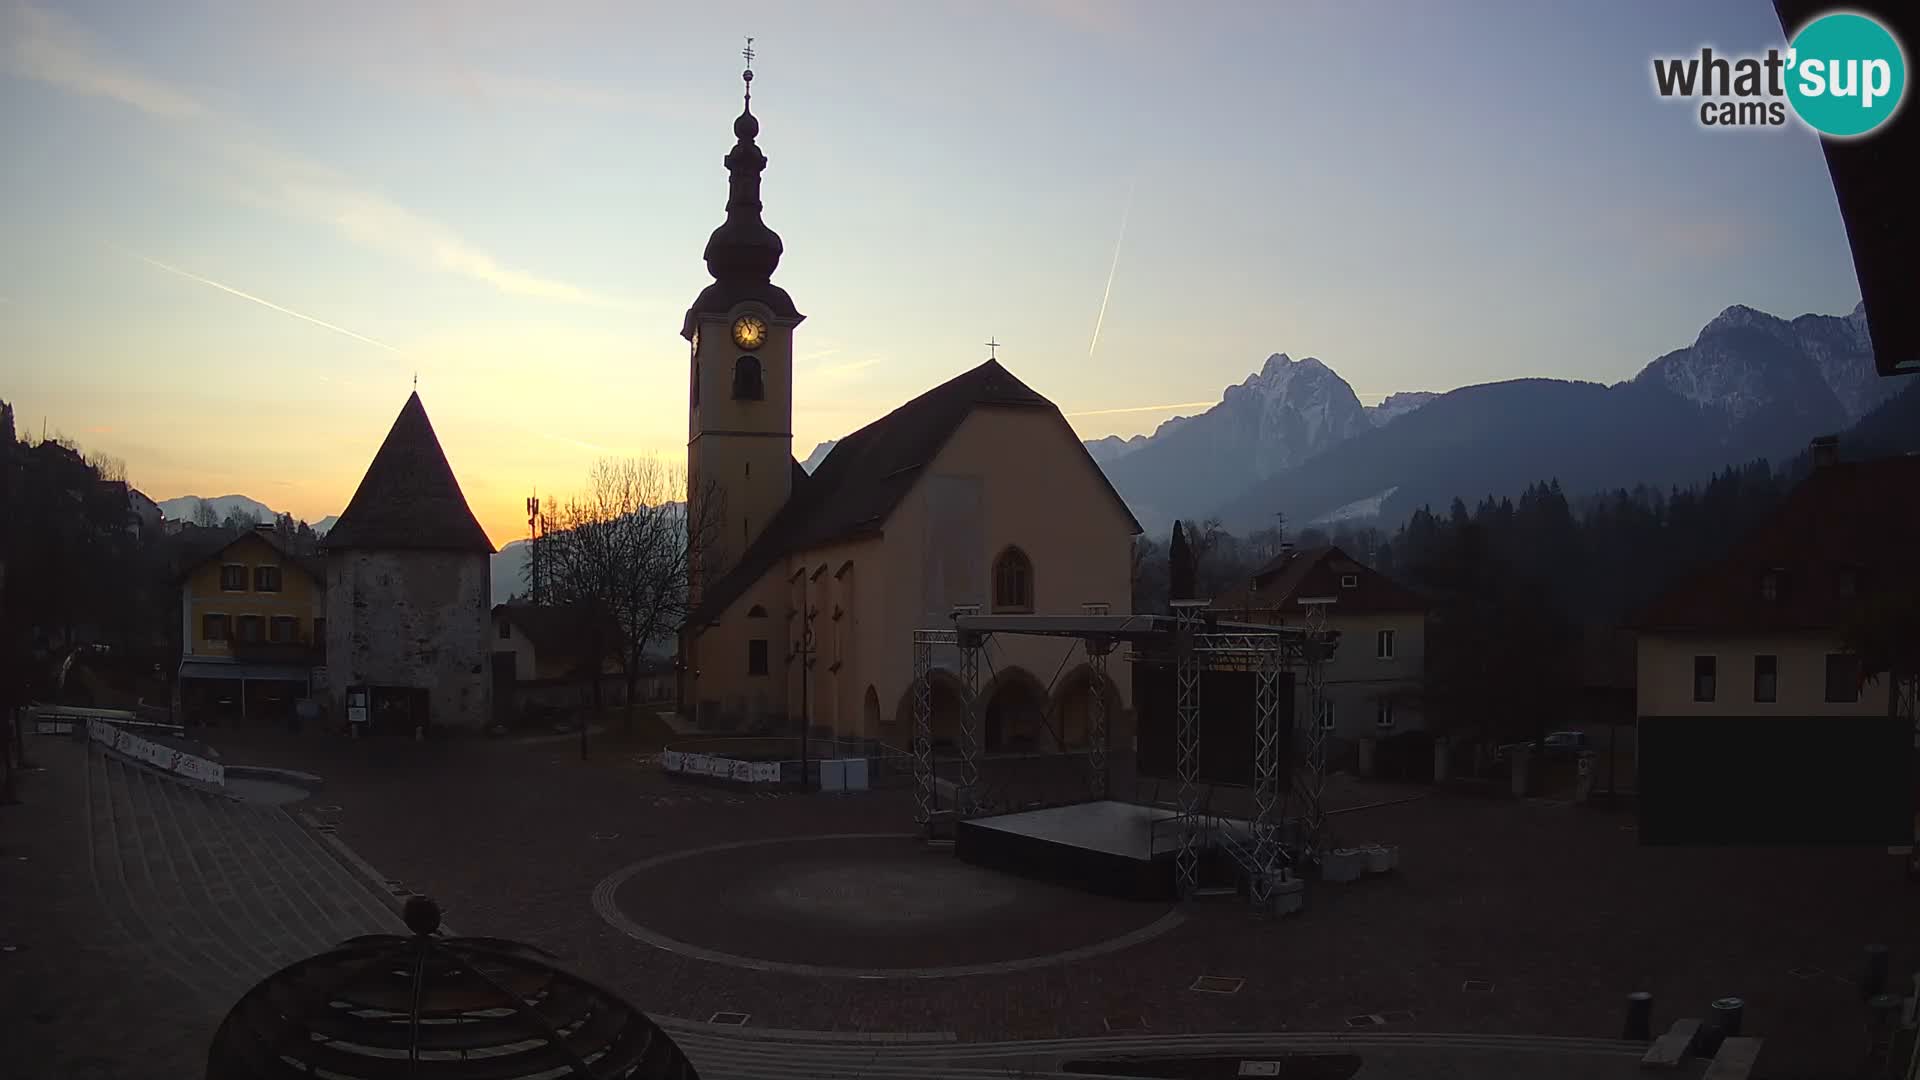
910,610,1336,912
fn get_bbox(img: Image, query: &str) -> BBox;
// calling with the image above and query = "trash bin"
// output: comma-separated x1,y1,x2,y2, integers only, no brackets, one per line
1696,996,1744,1056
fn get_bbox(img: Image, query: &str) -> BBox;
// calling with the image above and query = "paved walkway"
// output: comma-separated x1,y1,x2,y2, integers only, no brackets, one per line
657,1025,1684,1079
2,731,1890,1078
2,735,403,1079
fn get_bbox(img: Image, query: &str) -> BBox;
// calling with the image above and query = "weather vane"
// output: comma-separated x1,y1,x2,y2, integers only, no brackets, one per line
985,337,1001,360
742,36,756,103
412,371,418,391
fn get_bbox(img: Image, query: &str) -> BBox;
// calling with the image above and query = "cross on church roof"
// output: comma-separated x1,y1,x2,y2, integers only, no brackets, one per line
742,36,755,104
985,337,1001,360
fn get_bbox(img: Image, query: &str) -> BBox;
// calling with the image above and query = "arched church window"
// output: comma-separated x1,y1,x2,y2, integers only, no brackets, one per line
992,546,1034,613
691,361,700,406
732,356,764,400
747,605,767,618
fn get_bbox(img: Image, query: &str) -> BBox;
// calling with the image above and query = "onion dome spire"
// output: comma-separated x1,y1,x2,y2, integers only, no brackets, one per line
702,37,783,285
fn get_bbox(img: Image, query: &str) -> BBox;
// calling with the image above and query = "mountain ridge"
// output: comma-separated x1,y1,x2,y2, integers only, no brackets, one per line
1205,301,1883,536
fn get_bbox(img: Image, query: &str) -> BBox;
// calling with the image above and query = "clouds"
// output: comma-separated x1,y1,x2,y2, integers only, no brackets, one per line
131,252,409,354
2,1,204,117
1,1,640,312
1065,401,1214,418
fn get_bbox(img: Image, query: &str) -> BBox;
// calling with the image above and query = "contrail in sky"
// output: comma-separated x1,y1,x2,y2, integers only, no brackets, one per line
131,252,406,355
1066,401,1215,418
1087,179,1135,359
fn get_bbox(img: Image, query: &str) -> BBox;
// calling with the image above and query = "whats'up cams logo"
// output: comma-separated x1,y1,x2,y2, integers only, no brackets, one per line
1653,11,1907,137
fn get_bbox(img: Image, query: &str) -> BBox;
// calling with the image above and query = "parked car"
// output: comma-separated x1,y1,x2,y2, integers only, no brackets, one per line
1495,731,1589,760
1543,730,1589,754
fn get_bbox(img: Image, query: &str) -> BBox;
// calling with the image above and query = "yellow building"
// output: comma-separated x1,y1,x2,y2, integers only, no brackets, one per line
174,524,327,725
676,72,1140,747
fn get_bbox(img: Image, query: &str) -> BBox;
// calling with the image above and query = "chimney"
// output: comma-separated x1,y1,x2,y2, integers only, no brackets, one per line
1810,435,1839,469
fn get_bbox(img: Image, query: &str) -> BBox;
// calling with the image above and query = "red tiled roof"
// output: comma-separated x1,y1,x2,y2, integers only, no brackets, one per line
1635,454,1920,632
1213,544,1428,617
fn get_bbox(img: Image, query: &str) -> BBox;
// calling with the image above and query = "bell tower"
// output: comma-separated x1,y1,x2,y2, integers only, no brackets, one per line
683,40,804,597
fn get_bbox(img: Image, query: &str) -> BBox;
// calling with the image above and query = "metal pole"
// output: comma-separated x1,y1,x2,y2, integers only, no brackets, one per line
1172,601,1204,899
1297,604,1332,859
798,606,813,789
1086,639,1111,801
1250,636,1282,911
912,632,935,836
958,631,981,817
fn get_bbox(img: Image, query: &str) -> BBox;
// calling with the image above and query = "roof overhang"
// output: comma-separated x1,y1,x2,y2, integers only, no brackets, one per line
179,659,314,682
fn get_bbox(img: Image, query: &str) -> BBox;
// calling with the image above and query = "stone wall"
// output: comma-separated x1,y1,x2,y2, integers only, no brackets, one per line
325,550,491,730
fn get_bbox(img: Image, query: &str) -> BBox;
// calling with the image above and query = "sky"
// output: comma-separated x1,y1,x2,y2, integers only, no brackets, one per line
0,0,1866,548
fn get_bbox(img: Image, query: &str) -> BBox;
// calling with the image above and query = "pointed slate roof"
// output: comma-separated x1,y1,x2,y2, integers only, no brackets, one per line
324,393,495,554
686,358,1141,629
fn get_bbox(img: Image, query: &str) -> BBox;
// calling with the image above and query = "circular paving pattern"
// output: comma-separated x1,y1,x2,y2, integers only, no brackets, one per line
593,832,1183,978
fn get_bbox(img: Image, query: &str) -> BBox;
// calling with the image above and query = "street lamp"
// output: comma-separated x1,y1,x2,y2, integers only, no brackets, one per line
789,604,817,788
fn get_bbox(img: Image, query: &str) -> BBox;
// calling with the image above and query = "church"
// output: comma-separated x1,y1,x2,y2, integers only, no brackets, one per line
676,61,1140,751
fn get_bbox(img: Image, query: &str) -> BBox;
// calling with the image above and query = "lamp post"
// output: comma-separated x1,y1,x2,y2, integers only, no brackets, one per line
790,605,817,788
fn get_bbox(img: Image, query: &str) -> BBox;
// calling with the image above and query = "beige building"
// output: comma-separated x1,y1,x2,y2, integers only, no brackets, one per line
1633,441,1914,719
675,76,1140,747
1215,544,1429,741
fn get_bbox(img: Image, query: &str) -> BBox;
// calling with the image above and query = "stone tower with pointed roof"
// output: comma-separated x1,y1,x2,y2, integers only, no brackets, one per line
324,392,495,733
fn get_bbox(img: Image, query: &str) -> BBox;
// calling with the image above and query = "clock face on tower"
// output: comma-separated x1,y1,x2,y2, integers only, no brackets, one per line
731,313,768,351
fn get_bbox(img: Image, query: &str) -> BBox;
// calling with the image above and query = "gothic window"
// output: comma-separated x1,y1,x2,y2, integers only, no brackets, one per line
992,546,1033,613
691,361,700,407
732,355,764,400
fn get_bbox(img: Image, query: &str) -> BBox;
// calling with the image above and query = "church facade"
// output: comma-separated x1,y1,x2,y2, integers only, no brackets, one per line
676,68,1140,750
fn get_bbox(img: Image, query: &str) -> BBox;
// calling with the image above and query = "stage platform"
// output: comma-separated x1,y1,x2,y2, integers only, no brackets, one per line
955,800,1255,902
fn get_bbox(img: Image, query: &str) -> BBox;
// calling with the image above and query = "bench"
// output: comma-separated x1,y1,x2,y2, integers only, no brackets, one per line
1641,1018,1700,1069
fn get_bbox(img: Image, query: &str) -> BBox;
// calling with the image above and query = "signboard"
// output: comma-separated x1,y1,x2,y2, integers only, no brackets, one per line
86,720,225,787
659,750,789,784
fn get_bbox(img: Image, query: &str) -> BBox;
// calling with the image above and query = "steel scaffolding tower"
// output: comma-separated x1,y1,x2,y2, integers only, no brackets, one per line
908,612,1335,912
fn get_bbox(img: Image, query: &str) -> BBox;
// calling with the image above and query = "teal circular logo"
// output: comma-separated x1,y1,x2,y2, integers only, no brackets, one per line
1786,13,1907,137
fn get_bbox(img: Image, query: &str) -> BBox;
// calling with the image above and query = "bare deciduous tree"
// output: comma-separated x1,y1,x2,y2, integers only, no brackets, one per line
543,458,727,732
87,453,127,483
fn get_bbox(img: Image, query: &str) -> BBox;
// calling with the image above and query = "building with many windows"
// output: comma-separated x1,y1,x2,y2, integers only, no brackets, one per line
173,524,326,725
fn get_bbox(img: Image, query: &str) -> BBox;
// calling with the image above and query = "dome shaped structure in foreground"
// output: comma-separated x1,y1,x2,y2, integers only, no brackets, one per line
206,898,697,1079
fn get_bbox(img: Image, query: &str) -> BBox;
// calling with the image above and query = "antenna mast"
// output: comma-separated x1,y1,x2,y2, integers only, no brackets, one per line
527,492,544,605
